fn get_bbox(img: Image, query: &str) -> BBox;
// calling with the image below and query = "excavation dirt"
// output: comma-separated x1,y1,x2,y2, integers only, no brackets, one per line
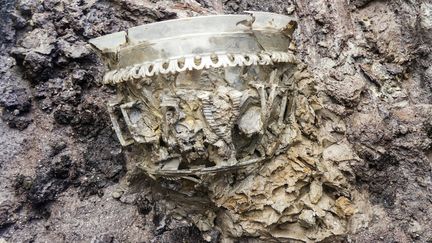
0,0,431,242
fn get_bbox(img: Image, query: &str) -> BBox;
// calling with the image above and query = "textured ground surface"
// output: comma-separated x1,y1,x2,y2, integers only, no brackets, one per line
0,0,431,242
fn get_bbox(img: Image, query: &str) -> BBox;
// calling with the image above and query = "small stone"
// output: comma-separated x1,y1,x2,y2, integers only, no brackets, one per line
0,86,32,113
288,41,296,51
285,5,296,15
20,28,56,55
309,180,323,204
112,191,123,199
119,193,137,204
67,44,90,59
335,196,355,218
298,210,316,228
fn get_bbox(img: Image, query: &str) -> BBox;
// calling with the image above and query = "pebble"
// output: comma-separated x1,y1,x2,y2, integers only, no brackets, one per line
111,191,123,199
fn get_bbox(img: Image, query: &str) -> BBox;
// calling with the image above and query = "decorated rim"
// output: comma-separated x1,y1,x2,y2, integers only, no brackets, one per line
103,51,297,84
90,11,297,84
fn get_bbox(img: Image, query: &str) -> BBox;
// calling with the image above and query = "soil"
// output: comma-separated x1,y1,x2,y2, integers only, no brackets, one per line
0,0,431,242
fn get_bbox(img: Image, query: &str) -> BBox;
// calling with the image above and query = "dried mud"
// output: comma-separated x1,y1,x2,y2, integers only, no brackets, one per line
0,0,431,242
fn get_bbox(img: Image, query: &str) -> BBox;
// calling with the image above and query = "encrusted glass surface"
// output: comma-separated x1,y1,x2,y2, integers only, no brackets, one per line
90,11,298,179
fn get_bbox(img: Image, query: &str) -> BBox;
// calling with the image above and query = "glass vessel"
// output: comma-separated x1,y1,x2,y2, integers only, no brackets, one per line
89,12,297,181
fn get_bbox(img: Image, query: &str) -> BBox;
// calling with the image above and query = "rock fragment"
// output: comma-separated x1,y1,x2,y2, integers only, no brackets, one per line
335,196,355,218
309,180,323,204
298,210,316,228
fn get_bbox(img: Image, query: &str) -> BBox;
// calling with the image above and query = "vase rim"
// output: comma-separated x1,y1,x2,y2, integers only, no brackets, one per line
89,11,297,83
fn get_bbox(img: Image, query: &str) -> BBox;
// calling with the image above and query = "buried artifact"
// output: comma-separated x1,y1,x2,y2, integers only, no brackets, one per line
90,12,298,180
90,12,367,242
